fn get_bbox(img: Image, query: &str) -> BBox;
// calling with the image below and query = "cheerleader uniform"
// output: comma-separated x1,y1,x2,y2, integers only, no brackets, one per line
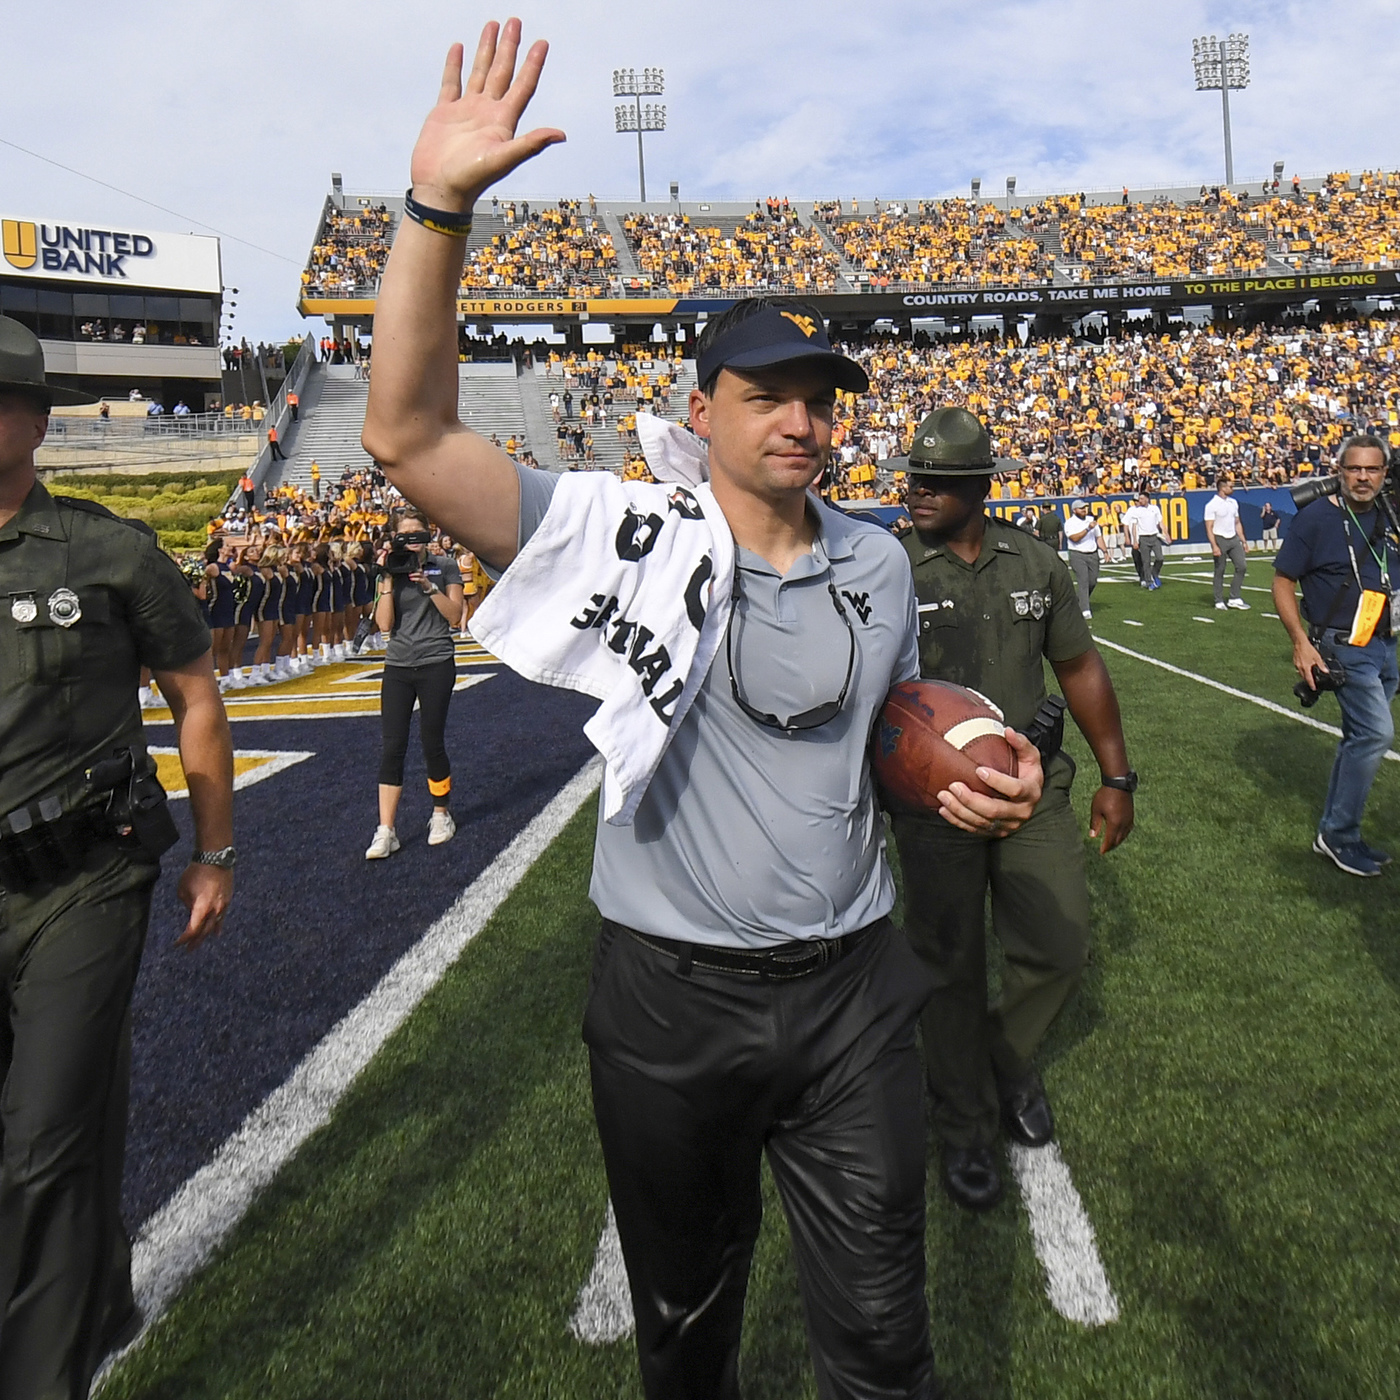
208,564,237,630
331,562,349,614
259,570,283,629
312,565,334,615
236,569,265,629
297,566,317,620
352,560,371,608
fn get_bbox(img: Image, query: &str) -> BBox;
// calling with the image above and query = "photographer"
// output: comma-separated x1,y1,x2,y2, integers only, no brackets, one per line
366,510,463,859
1273,434,1400,877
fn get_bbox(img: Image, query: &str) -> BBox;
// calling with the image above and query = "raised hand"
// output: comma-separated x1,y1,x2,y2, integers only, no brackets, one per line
410,19,566,213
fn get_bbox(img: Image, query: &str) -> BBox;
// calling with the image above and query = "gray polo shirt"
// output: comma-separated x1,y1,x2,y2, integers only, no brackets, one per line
515,466,918,948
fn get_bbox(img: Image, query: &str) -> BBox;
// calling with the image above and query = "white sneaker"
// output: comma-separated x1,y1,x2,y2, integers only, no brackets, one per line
227,671,247,690
365,825,400,860
1215,601,1228,610
1227,598,1251,610
427,810,456,846
138,685,157,708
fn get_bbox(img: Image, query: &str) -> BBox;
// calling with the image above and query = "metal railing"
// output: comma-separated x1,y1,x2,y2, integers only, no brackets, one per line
46,412,260,443
228,336,319,511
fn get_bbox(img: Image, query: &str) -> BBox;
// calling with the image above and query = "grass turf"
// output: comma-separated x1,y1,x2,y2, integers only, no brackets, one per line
102,552,1400,1399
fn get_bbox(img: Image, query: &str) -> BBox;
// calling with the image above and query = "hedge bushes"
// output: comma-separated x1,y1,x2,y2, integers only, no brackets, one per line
46,470,243,553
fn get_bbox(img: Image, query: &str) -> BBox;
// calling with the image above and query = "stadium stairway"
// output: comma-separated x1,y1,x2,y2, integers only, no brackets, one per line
275,363,529,492
455,362,529,450
519,357,698,471
804,215,862,293
277,365,373,491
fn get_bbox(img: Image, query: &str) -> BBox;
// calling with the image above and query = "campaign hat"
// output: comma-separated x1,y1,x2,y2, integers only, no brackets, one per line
0,315,98,407
896,406,1016,476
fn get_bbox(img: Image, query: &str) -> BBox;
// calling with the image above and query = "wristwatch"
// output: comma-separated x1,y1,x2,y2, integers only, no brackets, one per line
192,846,238,869
1100,771,1139,793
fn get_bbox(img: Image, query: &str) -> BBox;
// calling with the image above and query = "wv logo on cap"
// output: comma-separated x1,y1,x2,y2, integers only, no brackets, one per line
2,220,37,271
780,311,819,338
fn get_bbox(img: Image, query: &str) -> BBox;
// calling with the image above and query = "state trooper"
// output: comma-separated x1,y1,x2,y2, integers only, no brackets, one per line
0,316,235,1399
890,406,1137,1210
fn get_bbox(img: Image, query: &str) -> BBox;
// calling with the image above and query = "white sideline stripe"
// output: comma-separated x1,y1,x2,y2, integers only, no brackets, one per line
1008,1143,1119,1327
569,1199,635,1344
1095,636,1400,761
102,757,604,1382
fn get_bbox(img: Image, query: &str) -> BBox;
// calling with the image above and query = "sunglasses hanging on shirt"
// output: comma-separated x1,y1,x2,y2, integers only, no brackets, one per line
726,572,855,732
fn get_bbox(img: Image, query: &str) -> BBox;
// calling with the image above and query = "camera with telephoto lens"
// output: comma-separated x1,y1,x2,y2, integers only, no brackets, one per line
1294,642,1347,708
382,530,432,576
1286,444,1400,512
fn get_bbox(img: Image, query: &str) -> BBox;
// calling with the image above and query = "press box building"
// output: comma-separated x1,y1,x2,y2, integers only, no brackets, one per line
0,213,223,407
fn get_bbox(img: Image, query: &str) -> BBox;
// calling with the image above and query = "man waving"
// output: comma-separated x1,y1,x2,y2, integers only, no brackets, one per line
363,22,1043,1400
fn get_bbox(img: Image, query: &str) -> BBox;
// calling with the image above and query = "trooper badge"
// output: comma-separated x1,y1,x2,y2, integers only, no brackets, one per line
47,587,82,628
10,593,37,623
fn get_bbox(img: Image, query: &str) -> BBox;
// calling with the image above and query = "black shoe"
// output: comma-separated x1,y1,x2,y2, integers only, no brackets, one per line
1001,1078,1056,1147
1360,839,1393,867
941,1144,1003,1210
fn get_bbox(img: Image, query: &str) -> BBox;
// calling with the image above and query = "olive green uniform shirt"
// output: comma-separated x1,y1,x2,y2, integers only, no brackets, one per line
902,514,1093,733
1035,509,1065,549
0,481,210,816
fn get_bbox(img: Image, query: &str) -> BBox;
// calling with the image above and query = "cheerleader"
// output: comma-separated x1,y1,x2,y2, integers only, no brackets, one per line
227,544,264,688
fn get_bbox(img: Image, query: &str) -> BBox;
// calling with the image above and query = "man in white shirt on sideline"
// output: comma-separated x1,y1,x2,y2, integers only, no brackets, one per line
1064,498,1108,618
1204,477,1249,610
1122,490,1165,590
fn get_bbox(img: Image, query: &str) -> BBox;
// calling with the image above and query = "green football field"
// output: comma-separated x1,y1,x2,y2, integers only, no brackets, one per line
100,552,1400,1400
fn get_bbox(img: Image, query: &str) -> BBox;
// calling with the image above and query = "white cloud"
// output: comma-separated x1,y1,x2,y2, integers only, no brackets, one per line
2,0,1396,342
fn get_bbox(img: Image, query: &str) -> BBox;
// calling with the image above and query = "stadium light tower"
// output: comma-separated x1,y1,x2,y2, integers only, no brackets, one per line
614,67,666,203
1193,32,1250,186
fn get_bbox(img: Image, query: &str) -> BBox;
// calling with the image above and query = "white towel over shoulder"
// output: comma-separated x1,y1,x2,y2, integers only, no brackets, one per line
469,471,734,825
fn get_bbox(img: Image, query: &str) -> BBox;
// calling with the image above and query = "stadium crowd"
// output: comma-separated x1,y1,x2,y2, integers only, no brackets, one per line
302,204,394,296
816,200,1055,288
298,173,1400,302
623,210,840,293
461,200,618,295
823,314,1400,502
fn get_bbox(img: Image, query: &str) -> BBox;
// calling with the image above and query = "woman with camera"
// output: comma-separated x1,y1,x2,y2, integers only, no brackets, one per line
366,511,464,859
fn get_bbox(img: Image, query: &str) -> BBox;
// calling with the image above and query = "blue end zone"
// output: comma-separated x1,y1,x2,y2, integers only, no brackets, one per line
124,669,598,1225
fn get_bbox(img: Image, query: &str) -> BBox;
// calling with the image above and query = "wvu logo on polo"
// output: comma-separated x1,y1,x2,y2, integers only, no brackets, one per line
780,311,819,338
2,221,37,271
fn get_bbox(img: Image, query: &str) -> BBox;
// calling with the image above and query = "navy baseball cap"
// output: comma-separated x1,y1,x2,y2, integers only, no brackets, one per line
696,305,868,393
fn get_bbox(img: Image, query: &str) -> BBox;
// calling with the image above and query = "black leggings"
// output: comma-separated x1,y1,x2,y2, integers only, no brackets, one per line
378,659,454,794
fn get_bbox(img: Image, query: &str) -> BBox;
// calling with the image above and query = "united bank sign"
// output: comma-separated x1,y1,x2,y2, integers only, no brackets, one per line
0,216,221,294
4,219,155,278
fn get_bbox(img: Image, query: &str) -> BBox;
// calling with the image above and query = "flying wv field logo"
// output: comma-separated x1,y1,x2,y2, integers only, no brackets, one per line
2,219,156,278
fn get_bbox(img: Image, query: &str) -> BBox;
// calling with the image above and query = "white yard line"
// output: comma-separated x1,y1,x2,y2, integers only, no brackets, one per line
569,1200,635,1344
571,1137,1123,1348
1095,637,1400,761
96,757,604,1389
1008,1144,1119,1327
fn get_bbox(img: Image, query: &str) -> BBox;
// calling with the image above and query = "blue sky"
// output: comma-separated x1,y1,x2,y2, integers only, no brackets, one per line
4,0,1397,342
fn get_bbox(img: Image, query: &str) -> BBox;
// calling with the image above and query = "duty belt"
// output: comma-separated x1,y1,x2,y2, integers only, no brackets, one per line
0,800,113,896
610,918,881,980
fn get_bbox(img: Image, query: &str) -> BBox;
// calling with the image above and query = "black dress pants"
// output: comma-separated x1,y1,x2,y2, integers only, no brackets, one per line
584,919,938,1400
0,846,157,1400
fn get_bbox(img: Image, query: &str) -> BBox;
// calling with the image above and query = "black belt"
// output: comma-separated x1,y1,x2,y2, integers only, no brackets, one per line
610,918,881,980
1313,626,1393,647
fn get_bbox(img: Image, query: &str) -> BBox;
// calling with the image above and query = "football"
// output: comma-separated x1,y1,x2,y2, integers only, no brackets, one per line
872,679,1019,812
